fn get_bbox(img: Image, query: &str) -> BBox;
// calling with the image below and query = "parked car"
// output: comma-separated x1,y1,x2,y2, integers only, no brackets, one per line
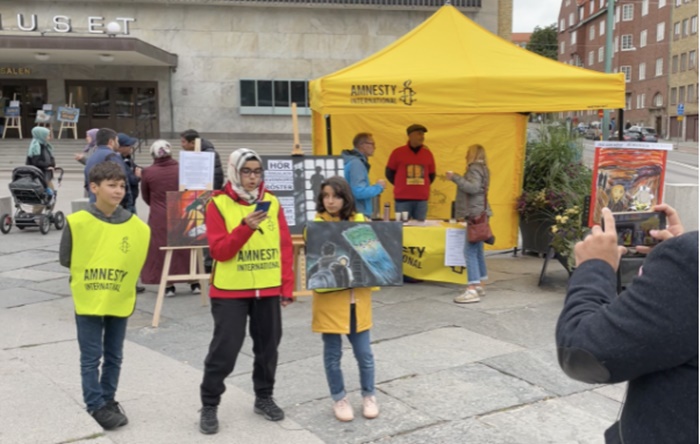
629,126,658,142
612,130,644,141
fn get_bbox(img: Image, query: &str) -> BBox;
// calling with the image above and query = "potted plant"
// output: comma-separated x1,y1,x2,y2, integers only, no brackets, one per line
517,125,591,256
550,205,589,271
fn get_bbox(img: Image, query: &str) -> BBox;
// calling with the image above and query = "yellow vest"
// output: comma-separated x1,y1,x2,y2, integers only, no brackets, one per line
210,192,282,290
68,210,150,317
312,213,367,293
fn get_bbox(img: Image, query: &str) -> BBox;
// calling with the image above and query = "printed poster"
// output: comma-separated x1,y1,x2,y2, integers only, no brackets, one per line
179,151,215,190
166,190,212,246
305,221,403,289
57,106,80,123
588,141,671,226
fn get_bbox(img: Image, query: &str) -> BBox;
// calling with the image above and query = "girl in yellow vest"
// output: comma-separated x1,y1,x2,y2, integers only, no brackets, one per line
199,148,294,435
312,176,379,422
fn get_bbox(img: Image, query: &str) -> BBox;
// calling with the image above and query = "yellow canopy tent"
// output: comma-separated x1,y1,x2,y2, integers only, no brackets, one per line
310,5,625,249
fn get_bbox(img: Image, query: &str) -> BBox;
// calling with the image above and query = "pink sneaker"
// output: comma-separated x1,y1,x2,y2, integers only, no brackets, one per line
333,398,354,422
362,396,379,419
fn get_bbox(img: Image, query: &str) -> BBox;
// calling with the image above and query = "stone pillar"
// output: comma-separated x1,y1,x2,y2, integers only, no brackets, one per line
497,0,513,41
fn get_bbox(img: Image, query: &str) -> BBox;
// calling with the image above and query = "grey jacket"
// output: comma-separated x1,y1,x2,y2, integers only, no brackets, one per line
451,161,491,219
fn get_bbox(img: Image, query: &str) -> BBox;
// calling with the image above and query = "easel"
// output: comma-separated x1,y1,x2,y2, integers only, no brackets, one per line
151,138,211,327
2,94,22,139
57,94,78,140
151,246,210,327
289,103,312,296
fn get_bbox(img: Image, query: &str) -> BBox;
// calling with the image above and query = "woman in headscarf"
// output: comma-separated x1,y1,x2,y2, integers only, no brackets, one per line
140,140,191,296
26,126,56,187
74,128,99,165
198,148,294,435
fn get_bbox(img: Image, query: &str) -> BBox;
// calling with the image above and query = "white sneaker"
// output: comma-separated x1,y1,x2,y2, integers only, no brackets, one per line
453,289,480,304
362,396,379,419
333,398,354,422
475,286,486,297
165,286,176,298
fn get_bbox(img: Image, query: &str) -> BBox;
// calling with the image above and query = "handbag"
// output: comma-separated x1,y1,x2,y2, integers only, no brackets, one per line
466,169,493,244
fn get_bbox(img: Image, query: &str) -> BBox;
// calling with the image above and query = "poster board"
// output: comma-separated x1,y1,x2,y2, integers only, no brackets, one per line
57,106,80,123
4,106,19,117
179,151,215,190
166,190,212,246
305,221,403,289
261,155,344,235
588,141,671,226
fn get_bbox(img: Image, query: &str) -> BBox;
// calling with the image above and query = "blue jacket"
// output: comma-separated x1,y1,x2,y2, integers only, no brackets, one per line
84,145,133,208
342,148,384,218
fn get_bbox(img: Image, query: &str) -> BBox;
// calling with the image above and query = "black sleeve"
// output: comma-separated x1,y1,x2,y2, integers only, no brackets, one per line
385,167,396,185
213,151,224,190
59,220,72,268
27,153,51,170
556,232,699,384
429,172,436,184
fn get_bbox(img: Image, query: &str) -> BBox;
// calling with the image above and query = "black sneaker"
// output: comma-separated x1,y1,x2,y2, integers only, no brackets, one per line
199,405,219,435
191,283,201,295
105,400,129,426
136,286,145,294
91,404,128,430
254,397,285,421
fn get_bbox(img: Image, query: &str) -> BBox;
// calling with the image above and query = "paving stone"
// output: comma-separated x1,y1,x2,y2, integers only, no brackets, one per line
28,276,72,297
0,249,60,271
477,396,615,444
559,391,622,422
381,363,549,421
286,391,437,444
0,268,68,282
29,261,71,273
482,348,596,396
0,231,63,254
0,297,77,349
593,383,628,403
387,417,525,444
0,287,61,309
0,276,28,291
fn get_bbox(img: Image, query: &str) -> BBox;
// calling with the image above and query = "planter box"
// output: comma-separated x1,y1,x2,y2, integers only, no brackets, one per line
519,218,554,256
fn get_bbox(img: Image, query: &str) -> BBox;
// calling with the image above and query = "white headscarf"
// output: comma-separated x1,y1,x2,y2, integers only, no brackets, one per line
227,148,263,204
149,139,172,158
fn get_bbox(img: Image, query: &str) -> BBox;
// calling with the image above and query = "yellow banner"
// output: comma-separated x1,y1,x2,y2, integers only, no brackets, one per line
402,223,466,285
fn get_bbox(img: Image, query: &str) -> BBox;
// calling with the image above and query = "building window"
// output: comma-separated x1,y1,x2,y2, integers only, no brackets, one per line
653,93,663,107
636,93,646,109
600,21,605,36
690,50,697,69
659,0,666,7
681,52,687,71
676,0,681,6
679,86,686,103
692,16,698,34
671,88,677,105
622,4,634,21
579,6,584,21
621,34,634,50
688,84,695,102
674,22,681,39
239,79,310,115
616,5,620,22
598,46,605,62
625,93,632,110
655,58,664,76
640,30,648,47
683,19,689,36
642,0,649,16
639,62,646,80
657,22,665,41
600,0,604,7
569,12,575,27
560,41,566,54
590,0,595,14
560,18,566,32
588,50,595,66
571,31,577,45
672,54,679,73
621,65,632,82
566,0,571,5
614,36,619,52
590,26,596,40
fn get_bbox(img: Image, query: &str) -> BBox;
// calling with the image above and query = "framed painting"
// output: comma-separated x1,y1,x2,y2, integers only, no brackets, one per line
166,190,212,246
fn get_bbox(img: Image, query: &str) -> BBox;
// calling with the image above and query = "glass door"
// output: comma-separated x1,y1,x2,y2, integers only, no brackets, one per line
0,80,47,138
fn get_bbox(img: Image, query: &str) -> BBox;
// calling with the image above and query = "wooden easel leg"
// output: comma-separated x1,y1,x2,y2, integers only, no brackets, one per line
152,250,174,328
196,248,209,306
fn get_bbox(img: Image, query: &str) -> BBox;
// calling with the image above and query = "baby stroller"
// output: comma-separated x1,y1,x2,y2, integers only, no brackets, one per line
1,165,65,235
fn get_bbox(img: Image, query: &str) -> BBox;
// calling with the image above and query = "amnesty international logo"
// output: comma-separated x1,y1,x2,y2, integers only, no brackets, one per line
399,80,416,106
120,236,130,254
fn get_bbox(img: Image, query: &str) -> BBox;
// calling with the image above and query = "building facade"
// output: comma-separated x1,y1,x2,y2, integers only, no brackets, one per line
511,32,532,48
0,0,511,139
667,0,698,141
557,0,676,137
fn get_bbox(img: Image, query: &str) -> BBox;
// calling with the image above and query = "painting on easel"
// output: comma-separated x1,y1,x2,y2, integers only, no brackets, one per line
588,142,671,227
305,221,403,290
166,190,212,247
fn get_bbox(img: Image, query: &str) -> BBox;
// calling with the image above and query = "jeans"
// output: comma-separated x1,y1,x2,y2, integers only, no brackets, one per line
394,200,428,221
75,314,128,413
464,226,488,285
322,305,375,401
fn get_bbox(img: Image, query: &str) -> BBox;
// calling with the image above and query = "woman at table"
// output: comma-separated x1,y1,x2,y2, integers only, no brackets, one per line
446,144,491,304
140,140,192,297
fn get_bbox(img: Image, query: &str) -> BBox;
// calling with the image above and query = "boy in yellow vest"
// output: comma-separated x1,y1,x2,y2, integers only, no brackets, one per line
59,162,150,430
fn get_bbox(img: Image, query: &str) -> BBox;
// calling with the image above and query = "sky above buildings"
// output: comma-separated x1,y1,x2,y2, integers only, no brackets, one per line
513,0,561,32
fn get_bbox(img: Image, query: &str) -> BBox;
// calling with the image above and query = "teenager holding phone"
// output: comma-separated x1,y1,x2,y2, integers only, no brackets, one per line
198,148,295,435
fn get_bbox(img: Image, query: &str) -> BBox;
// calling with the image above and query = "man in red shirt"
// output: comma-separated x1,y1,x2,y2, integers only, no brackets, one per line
385,124,436,221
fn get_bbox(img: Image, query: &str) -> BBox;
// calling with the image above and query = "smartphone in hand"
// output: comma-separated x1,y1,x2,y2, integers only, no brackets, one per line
603,211,666,247
254,201,271,213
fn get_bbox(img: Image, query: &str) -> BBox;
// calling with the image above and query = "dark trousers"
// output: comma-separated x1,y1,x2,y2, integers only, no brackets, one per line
200,296,282,406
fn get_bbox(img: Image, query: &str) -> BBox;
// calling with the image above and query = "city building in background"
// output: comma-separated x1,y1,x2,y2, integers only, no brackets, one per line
0,0,512,139
556,0,698,141
667,0,699,141
511,32,532,48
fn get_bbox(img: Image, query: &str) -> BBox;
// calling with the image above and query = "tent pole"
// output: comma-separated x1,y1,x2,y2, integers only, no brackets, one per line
325,115,333,155
618,109,624,138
